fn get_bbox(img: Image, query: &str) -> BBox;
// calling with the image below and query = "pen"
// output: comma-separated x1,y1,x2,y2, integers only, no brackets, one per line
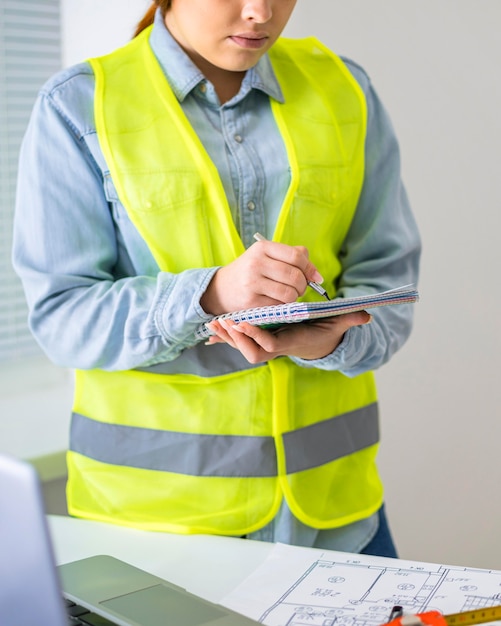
253,232,330,301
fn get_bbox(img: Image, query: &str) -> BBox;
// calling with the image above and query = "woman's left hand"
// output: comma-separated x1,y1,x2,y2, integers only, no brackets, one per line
205,310,372,363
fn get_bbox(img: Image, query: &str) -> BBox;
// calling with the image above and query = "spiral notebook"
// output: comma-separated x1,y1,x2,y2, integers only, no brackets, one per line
195,285,419,340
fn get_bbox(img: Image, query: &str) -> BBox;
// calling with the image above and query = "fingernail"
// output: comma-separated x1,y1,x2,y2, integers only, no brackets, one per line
312,270,324,283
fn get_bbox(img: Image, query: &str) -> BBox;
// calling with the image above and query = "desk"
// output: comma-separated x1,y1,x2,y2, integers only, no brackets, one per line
48,516,501,625
48,515,272,603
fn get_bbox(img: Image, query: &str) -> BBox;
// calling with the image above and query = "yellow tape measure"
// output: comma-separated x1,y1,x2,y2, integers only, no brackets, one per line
444,605,501,626
388,605,501,626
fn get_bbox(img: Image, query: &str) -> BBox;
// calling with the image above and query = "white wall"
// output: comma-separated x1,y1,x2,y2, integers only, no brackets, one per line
0,358,73,460
10,0,500,570
61,0,150,63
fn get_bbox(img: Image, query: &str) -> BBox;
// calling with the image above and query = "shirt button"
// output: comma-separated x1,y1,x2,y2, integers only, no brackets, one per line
199,83,207,93
247,201,256,211
234,134,243,143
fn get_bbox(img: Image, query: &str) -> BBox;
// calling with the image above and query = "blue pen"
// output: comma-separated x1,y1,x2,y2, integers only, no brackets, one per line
253,232,330,301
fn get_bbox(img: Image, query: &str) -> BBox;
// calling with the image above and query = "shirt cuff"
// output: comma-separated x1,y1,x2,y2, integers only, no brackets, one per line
289,328,352,370
155,266,219,347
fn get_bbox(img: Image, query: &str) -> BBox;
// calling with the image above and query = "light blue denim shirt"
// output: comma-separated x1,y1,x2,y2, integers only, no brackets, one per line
12,10,421,551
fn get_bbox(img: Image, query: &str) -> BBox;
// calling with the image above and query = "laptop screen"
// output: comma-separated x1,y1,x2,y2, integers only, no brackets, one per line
0,454,68,626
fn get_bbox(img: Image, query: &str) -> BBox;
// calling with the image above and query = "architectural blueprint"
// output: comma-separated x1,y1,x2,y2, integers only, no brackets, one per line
222,543,501,626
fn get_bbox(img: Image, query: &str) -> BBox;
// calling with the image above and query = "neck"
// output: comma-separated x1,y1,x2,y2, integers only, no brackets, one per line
195,58,246,104
212,71,246,104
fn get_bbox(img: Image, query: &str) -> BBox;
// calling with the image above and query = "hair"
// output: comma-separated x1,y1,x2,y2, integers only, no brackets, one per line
133,1,172,38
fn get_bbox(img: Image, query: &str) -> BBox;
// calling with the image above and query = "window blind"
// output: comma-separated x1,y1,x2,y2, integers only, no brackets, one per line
0,0,61,362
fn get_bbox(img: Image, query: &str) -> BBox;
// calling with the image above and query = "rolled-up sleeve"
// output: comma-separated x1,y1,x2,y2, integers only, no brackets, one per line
12,69,214,371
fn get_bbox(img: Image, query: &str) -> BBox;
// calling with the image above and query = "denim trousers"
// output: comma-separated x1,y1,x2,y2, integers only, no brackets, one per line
360,504,398,558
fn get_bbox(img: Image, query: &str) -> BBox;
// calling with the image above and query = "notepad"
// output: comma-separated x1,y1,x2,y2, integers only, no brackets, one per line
195,285,419,340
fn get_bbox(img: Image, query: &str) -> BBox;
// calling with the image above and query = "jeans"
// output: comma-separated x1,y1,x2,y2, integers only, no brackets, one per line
360,504,398,558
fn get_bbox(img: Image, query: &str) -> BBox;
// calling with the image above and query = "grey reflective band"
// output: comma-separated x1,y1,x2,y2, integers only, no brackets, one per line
70,402,378,478
70,413,277,478
282,403,379,474
70,413,277,477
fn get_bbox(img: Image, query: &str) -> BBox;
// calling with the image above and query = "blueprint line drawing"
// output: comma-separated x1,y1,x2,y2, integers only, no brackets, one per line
260,558,501,625
222,544,501,626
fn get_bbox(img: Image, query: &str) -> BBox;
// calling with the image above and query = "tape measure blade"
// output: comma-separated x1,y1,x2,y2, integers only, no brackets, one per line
445,605,501,626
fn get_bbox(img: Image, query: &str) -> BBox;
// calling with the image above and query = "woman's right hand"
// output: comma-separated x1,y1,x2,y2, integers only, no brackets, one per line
200,239,325,316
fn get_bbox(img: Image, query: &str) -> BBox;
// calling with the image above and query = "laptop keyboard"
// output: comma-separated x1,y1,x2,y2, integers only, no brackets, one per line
65,598,118,625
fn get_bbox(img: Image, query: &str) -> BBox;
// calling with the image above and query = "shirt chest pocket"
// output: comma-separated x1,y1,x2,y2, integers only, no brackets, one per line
103,173,131,223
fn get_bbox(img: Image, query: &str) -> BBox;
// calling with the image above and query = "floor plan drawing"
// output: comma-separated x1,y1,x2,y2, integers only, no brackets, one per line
222,544,501,626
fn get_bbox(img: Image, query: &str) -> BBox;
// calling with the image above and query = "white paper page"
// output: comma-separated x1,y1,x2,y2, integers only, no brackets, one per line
221,543,501,626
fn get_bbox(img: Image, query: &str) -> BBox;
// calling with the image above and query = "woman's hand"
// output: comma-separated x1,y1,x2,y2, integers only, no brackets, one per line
205,311,372,363
200,239,324,316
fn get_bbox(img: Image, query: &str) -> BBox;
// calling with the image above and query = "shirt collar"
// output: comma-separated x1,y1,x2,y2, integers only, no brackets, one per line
149,8,284,105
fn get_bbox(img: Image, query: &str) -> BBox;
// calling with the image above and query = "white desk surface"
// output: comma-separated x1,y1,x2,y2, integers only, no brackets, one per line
48,516,501,626
48,515,273,603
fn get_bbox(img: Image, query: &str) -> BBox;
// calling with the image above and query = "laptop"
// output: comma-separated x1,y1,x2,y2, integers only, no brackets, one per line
0,453,260,626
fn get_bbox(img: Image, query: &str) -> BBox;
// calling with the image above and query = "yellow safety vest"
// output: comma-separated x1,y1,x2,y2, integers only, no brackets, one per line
67,28,384,535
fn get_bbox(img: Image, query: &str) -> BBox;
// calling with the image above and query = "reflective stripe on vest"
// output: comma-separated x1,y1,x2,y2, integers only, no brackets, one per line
70,402,378,477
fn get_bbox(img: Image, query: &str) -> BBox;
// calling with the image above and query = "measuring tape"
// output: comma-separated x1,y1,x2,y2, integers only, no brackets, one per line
387,605,501,626
444,606,501,626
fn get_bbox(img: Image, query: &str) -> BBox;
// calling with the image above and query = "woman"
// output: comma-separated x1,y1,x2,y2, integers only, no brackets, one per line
13,0,421,556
